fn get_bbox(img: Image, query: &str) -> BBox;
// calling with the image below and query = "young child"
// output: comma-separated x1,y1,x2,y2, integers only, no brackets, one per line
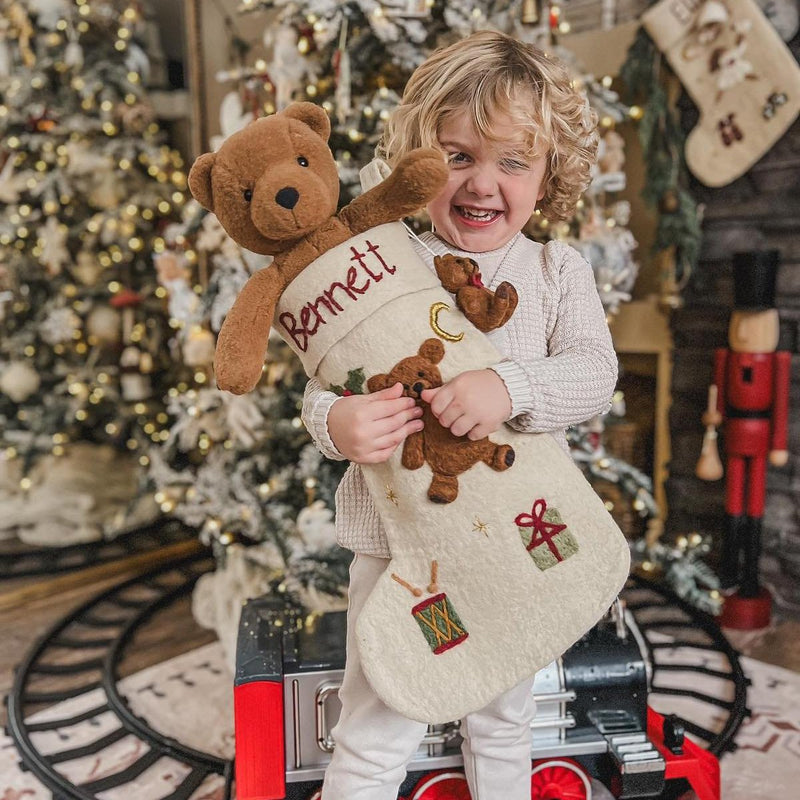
301,30,618,800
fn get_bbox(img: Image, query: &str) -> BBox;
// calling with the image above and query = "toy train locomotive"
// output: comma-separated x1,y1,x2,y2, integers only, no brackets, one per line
233,596,719,800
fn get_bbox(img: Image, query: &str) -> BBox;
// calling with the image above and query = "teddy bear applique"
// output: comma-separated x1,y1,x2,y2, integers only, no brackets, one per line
367,338,515,504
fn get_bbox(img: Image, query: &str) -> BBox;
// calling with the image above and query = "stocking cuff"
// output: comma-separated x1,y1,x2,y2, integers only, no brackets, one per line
490,360,534,419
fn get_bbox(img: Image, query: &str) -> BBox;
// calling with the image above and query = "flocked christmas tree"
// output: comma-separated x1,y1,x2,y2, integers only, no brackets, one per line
154,1,691,648
0,0,190,545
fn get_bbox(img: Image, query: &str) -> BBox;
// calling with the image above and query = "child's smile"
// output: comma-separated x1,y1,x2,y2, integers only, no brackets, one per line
454,206,502,225
429,111,547,253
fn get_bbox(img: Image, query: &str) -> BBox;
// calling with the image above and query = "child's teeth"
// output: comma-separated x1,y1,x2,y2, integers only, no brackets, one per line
461,207,496,220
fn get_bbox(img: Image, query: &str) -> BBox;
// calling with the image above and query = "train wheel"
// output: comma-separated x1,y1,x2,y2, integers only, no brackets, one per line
530,758,591,800
408,770,471,800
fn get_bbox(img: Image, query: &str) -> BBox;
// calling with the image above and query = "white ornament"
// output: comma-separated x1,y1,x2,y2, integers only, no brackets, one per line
211,91,254,151
39,216,69,276
0,361,41,402
296,500,337,552
86,305,121,345
0,157,27,204
40,307,81,345
267,25,308,111
120,346,152,401
72,250,104,286
89,170,123,210
182,328,216,367
64,141,111,177
64,38,83,69
28,0,70,30
124,42,151,85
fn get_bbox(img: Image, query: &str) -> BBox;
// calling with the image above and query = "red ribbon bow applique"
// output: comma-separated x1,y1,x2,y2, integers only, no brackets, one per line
467,272,485,288
515,499,567,561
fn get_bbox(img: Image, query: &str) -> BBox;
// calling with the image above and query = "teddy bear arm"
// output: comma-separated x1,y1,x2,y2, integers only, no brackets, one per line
455,282,518,332
401,429,426,470
341,148,448,234
214,268,286,394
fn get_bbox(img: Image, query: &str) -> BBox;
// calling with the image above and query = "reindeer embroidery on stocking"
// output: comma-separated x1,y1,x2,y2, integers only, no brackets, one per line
367,338,515,503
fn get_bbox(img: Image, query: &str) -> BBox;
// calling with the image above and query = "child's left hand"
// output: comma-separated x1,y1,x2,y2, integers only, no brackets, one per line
421,369,511,440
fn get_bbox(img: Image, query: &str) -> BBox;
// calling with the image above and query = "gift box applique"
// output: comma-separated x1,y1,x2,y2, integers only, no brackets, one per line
515,498,579,571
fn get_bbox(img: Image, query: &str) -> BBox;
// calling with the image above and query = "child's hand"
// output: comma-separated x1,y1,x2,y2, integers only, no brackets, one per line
421,369,511,440
327,382,424,464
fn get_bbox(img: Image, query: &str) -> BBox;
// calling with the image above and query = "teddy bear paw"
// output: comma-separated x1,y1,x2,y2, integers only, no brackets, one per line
428,473,459,504
492,444,516,471
393,148,448,203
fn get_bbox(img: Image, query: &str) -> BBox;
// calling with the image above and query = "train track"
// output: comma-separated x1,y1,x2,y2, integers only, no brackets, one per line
6,549,231,800
6,563,747,798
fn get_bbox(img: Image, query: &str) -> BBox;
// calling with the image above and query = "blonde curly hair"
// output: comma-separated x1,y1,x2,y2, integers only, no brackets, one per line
377,30,598,222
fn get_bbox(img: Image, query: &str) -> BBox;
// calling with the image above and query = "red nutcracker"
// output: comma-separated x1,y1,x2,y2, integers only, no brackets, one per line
697,251,791,630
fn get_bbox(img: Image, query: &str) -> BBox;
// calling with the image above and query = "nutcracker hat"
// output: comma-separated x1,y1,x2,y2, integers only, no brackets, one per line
732,250,780,310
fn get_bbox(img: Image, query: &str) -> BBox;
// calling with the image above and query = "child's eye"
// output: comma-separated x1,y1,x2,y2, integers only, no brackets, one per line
447,151,470,166
500,158,529,173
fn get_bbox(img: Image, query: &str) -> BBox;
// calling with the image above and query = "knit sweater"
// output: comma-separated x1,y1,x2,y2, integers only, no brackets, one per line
301,231,618,557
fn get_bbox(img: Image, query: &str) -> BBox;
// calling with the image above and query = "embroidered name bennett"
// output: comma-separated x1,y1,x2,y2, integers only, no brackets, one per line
279,239,397,352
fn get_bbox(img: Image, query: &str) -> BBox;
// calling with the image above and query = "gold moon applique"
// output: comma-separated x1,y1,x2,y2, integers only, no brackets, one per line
429,302,464,342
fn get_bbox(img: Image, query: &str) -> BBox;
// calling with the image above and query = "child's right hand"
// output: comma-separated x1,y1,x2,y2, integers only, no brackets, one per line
327,383,424,464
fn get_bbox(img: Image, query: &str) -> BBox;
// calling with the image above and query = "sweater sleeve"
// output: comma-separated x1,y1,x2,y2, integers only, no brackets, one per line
301,377,347,461
506,241,618,433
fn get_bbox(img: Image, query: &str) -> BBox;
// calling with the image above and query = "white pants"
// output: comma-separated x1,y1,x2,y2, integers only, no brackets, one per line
322,554,537,800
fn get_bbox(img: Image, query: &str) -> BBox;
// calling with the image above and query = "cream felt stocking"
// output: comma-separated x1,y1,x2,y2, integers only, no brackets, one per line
276,222,629,724
643,0,800,187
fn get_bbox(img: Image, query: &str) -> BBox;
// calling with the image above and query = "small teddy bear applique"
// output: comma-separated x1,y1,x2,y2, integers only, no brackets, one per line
367,338,515,503
434,254,518,332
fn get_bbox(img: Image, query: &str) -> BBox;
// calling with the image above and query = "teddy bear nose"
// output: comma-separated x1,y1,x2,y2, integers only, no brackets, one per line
413,382,424,395
275,187,299,210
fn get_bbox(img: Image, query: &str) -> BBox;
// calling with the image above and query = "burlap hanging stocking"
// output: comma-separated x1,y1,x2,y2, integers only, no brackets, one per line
642,0,800,187
276,223,630,723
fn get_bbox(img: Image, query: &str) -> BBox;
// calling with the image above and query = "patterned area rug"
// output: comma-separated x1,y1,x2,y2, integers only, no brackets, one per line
1,641,798,799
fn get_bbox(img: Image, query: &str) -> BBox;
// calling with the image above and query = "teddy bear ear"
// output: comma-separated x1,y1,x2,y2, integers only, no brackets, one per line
283,102,331,142
188,152,217,212
367,373,390,393
419,338,445,364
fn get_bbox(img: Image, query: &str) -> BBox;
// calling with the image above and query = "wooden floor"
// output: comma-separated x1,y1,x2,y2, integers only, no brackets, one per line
2,543,799,734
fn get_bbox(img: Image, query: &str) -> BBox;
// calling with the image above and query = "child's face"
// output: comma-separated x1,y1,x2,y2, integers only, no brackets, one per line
428,112,547,253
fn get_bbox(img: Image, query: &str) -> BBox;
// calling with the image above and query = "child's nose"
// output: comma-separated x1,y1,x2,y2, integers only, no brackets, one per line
464,165,497,197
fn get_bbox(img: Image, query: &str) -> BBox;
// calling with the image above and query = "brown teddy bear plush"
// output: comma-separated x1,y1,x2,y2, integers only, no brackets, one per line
367,338,515,503
188,102,449,395
434,255,518,331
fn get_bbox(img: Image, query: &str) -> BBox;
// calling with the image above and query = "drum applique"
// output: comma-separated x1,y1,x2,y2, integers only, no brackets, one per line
392,561,469,654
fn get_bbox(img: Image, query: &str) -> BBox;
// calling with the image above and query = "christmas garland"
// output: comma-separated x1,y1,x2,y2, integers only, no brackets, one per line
619,24,702,287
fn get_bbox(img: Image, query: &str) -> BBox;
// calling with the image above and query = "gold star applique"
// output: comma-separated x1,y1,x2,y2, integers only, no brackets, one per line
385,485,399,505
473,518,489,537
